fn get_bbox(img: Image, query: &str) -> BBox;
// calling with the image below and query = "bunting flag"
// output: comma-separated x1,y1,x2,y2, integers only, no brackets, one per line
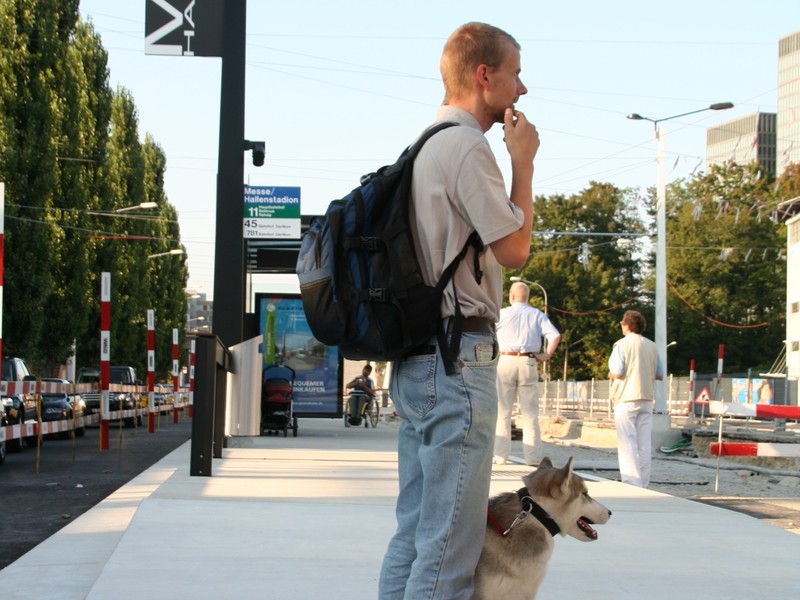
718,248,733,261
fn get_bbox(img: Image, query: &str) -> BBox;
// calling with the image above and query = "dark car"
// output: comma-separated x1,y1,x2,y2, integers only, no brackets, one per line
40,378,86,438
1,357,40,451
77,366,142,427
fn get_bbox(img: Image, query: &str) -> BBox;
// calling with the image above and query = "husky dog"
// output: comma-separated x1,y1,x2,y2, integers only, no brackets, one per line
472,457,611,599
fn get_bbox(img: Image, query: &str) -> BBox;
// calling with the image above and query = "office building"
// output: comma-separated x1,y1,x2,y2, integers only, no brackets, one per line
778,31,800,174
706,112,776,177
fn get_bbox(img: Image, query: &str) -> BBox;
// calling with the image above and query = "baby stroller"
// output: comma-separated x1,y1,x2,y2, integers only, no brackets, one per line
261,365,298,437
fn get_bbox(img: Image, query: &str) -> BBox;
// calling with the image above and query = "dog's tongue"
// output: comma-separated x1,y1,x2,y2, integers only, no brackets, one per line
578,518,598,540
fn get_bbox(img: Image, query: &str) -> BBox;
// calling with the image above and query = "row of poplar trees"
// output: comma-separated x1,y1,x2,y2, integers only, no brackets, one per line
0,0,188,380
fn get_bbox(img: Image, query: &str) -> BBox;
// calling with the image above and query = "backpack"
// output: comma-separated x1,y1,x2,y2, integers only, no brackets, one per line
295,122,484,373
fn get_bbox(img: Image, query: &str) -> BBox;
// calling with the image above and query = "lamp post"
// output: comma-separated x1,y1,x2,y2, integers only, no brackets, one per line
563,337,585,383
148,248,184,260
186,316,206,331
509,276,548,315
116,201,157,213
627,102,733,414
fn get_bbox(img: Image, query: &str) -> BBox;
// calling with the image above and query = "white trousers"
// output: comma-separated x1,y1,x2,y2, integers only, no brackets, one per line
613,400,654,487
495,355,541,464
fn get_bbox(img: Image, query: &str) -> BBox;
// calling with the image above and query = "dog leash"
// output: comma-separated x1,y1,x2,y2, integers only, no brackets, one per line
486,487,561,538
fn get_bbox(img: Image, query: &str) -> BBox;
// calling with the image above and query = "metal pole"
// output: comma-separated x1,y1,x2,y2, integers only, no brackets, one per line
212,0,247,348
654,124,668,413
191,335,218,477
627,103,733,414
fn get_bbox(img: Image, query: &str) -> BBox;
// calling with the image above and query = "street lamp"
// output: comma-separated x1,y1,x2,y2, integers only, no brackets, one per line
148,248,184,259
563,337,585,383
186,316,207,332
509,276,548,315
627,102,733,413
116,201,157,213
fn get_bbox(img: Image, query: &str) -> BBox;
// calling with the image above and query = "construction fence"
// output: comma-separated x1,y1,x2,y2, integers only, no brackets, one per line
538,374,798,422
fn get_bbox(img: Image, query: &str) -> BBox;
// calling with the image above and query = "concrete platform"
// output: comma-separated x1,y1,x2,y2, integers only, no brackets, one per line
1,418,798,599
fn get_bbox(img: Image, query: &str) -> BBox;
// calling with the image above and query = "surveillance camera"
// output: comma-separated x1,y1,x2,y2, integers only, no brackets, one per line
244,139,266,167
251,142,265,167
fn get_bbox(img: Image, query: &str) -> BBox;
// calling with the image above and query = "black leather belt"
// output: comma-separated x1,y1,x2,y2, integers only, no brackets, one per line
447,316,495,334
407,345,436,357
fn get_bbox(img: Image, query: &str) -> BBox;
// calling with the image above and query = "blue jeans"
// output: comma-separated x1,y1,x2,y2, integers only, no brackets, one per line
379,332,498,600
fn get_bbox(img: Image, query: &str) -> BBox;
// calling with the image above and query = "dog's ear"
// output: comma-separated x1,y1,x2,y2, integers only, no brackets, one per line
558,457,575,496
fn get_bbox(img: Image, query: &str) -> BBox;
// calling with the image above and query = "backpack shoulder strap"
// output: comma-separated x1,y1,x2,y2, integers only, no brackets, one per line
404,121,459,159
436,231,484,375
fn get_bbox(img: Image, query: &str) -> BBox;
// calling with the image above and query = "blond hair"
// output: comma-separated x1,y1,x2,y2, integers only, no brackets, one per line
440,22,520,103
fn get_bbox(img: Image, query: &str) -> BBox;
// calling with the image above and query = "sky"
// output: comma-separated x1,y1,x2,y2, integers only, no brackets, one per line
77,0,797,300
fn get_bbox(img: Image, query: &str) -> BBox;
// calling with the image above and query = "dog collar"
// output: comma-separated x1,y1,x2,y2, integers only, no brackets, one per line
517,487,561,538
486,488,562,538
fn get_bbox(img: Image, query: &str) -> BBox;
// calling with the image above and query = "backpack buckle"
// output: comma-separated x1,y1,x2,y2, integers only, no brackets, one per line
360,236,381,251
368,288,387,302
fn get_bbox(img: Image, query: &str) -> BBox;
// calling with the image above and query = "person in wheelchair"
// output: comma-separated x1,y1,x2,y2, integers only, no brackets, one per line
345,363,375,426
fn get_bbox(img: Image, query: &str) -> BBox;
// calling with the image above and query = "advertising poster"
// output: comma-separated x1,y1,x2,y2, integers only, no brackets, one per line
257,294,342,417
731,378,774,404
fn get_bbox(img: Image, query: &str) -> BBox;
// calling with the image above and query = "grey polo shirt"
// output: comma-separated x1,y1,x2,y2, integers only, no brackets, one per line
410,106,525,322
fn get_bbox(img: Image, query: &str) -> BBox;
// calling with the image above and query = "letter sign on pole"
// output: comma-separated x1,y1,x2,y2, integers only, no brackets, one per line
145,0,224,57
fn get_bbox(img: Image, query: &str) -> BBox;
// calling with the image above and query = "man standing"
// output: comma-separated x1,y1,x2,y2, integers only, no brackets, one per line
608,310,664,488
379,22,539,600
494,280,561,466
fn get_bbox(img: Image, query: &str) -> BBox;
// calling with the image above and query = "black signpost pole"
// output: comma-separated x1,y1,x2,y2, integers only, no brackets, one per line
212,0,247,348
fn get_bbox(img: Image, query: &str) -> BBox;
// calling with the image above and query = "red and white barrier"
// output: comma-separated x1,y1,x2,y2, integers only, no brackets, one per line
189,340,195,418
148,309,155,433
100,271,111,450
710,401,800,420
1,414,98,442
172,328,179,424
710,441,800,457
0,397,191,446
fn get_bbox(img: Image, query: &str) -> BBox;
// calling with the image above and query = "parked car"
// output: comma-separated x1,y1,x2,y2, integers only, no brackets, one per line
40,378,86,438
1,357,40,451
77,366,142,427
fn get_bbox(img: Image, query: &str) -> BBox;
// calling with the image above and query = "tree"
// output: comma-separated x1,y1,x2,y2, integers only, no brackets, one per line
0,0,81,366
1,1,188,377
514,182,647,381
142,136,189,380
39,19,112,374
666,162,786,374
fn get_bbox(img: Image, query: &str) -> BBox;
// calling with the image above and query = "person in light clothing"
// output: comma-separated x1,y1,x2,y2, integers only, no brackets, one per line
608,310,664,488
494,280,561,466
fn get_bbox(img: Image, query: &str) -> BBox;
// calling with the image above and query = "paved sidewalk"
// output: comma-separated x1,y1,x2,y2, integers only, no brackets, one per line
1,418,798,599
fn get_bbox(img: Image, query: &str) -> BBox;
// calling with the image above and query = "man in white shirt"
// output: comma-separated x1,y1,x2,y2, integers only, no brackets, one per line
494,281,560,465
